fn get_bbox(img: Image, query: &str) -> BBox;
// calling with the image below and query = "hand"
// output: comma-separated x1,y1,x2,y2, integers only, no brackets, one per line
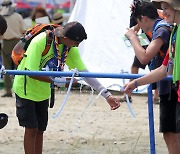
53,77,78,87
125,28,137,40
130,3,135,13
106,95,120,110
54,77,66,87
123,80,136,94
65,78,78,87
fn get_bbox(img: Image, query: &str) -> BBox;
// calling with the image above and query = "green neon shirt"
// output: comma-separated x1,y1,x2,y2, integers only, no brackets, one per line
173,24,180,83
13,32,86,101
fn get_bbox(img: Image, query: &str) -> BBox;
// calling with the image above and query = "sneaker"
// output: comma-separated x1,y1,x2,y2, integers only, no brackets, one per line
119,96,132,103
153,98,160,104
1,93,12,97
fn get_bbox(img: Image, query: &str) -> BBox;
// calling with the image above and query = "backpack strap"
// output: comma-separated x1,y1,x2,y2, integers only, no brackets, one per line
42,30,54,56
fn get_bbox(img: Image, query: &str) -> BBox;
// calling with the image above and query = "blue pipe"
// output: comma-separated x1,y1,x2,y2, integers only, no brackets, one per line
1,69,172,154
148,84,156,154
2,70,172,80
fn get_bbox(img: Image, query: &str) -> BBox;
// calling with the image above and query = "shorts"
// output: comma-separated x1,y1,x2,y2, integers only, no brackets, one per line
152,82,157,90
132,56,146,69
15,94,49,131
159,89,180,133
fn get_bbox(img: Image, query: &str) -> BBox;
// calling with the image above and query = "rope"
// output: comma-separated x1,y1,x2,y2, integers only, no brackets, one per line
106,84,136,118
52,69,78,119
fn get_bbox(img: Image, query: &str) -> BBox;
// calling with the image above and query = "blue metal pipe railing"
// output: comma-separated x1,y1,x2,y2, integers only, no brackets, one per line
2,70,172,80
1,69,173,154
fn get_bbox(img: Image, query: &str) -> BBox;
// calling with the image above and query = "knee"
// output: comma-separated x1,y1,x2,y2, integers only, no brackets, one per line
163,133,179,143
37,130,44,136
25,128,38,137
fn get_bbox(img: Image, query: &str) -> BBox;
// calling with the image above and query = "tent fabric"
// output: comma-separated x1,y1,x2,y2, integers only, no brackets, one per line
68,0,149,92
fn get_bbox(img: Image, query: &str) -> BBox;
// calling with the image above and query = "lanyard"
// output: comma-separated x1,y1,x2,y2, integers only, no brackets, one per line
54,36,69,71
170,25,178,59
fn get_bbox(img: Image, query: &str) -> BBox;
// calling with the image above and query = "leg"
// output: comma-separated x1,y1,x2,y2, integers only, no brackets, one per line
119,66,138,102
160,90,180,154
24,128,44,154
1,45,13,96
35,130,44,154
153,88,159,100
1,39,19,97
24,128,37,154
163,133,180,154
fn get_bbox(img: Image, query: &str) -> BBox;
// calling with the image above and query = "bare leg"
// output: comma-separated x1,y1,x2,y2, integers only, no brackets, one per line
128,66,139,97
24,128,44,154
119,66,139,102
163,132,180,154
35,130,44,154
153,88,159,100
24,128,38,154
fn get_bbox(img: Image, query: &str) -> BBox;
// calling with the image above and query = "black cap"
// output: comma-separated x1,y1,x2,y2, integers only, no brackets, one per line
63,22,87,42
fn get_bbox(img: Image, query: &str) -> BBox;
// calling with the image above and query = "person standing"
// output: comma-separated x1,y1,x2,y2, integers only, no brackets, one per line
0,0,26,97
124,0,180,153
13,21,120,154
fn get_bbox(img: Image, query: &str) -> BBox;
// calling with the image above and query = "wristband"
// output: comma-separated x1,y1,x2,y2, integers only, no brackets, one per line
101,89,111,98
134,80,138,88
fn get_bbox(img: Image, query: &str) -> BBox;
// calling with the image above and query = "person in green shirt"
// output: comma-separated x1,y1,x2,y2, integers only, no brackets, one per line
124,0,180,153
13,21,120,154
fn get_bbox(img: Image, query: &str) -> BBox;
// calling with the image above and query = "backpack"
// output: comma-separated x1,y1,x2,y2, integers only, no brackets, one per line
12,23,59,65
147,19,172,70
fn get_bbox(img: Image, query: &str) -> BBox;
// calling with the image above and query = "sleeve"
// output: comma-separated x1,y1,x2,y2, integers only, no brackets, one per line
80,70,111,98
65,47,87,71
153,27,171,45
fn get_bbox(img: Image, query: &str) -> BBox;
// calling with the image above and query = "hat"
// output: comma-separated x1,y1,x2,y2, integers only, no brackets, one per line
63,22,87,42
1,0,16,16
52,12,64,25
152,0,180,11
0,113,8,129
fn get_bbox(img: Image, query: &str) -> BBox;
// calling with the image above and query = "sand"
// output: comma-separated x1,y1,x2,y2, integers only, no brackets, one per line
0,89,168,154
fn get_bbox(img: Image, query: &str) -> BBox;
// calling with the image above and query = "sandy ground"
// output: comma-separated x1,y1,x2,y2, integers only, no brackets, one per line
0,89,168,154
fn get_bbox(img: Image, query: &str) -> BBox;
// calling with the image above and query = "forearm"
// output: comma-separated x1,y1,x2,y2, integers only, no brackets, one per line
83,77,111,98
130,38,148,64
80,70,111,98
134,65,167,86
29,76,52,83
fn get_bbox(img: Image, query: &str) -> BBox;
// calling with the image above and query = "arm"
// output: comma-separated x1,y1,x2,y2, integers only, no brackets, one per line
125,28,164,64
29,76,52,83
81,70,120,110
124,64,167,94
66,48,120,110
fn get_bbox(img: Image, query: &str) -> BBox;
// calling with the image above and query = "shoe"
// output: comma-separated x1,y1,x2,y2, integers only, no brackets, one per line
153,98,160,104
1,93,12,97
119,96,132,103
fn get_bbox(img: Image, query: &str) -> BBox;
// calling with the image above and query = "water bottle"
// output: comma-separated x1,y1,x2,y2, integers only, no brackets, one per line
167,60,173,76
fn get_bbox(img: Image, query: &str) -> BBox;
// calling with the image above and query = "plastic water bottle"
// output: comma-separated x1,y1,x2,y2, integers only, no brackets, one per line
167,60,173,76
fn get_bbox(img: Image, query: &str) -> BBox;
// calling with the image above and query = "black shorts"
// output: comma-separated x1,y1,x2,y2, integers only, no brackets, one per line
151,82,157,90
15,94,49,131
159,89,180,133
132,56,146,69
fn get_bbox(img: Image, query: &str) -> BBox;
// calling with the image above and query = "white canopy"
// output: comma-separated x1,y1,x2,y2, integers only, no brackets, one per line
68,0,149,91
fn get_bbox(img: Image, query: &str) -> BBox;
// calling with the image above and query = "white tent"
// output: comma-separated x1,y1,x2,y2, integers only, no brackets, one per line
68,0,149,91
